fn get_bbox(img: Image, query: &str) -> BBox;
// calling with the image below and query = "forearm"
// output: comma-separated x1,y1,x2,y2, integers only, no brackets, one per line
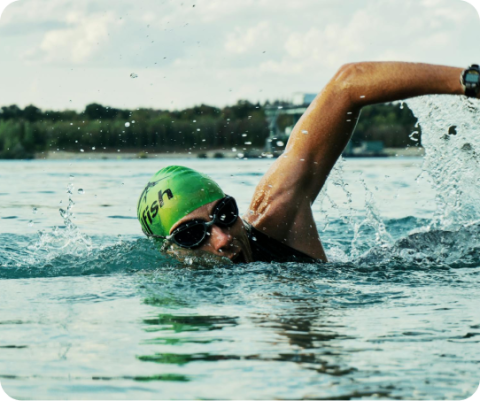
336,62,467,108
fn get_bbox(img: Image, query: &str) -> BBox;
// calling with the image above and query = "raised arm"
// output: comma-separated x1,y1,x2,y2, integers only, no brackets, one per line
246,62,473,260
281,62,466,197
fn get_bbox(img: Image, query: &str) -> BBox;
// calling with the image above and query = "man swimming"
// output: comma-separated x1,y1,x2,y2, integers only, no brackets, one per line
137,62,480,264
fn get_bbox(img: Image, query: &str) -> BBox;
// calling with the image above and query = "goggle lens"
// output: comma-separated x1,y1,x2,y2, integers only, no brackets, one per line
215,197,238,226
173,222,207,247
170,196,238,249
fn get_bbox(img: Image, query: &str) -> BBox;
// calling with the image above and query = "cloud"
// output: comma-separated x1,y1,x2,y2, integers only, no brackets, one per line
0,0,479,110
225,22,273,55
29,12,120,64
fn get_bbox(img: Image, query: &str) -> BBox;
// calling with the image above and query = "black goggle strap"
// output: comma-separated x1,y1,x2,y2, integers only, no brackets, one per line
142,228,167,240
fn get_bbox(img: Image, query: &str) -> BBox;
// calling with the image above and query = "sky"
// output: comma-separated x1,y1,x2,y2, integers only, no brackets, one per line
0,0,479,112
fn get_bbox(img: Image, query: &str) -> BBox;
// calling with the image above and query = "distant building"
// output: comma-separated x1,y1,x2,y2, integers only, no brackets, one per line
292,93,317,106
264,93,317,154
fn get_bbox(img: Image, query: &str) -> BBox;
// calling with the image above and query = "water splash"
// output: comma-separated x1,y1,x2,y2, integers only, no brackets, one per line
350,177,393,259
407,96,480,229
323,96,480,264
358,221,480,268
0,236,170,279
20,181,94,273
318,157,389,260
352,95,480,266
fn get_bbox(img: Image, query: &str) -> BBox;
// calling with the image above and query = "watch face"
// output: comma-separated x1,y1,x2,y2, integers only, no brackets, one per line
465,72,480,83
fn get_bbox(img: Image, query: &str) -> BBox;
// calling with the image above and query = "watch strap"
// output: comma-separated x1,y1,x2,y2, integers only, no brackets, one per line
465,86,478,97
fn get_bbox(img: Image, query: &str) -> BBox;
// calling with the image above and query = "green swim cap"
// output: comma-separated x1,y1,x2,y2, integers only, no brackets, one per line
137,166,225,238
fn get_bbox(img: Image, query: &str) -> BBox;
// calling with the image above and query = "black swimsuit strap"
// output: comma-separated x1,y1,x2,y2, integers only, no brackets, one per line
244,221,319,263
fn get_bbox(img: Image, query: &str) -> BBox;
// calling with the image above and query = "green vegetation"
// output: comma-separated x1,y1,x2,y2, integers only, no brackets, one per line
353,102,421,148
0,101,420,159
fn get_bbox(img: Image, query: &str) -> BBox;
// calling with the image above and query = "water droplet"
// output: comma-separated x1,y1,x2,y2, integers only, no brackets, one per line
78,188,85,195
32,207,37,214
196,128,201,131
360,95,366,99
130,73,138,78
242,133,247,137
276,141,284,146
125,122,131,127
132,120,135,123
92,147,96,150
232,147,237,151
277,106,283,109
245,141,252,145
302,130,308,135
193,120,196,123
80,149,84,152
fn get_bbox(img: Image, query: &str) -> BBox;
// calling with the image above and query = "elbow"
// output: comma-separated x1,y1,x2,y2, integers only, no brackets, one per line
330,62,366,107
333,63,359,87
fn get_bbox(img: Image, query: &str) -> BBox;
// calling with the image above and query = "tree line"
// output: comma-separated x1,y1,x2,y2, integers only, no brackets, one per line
0,100,420,159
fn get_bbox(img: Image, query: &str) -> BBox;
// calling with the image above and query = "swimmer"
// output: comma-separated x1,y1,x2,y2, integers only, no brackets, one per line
137,62,480,263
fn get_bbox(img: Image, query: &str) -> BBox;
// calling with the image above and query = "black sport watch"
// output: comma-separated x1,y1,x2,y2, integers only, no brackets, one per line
461,64,480,98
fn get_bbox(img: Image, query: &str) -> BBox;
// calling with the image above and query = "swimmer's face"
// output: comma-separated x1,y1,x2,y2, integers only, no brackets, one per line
165,198,254,264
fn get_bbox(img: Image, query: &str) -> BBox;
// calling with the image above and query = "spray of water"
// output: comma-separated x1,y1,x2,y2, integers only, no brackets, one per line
26,181,93,264
323,95,480,265
407,95,480,228
357,95,480,266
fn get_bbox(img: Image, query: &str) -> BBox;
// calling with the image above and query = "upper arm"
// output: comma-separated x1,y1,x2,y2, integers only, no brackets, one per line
243,65,360,258
255,64,361,207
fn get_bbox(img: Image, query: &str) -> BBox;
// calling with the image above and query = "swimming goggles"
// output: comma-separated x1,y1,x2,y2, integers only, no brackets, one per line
149,195,239,249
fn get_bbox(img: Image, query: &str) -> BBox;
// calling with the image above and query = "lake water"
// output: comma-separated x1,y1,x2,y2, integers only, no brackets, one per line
1,96,480,400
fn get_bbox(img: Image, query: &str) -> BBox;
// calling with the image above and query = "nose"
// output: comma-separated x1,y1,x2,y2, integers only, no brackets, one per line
209,225,233,252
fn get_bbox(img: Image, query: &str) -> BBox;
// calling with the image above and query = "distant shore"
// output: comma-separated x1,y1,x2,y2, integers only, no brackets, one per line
32,146,425,161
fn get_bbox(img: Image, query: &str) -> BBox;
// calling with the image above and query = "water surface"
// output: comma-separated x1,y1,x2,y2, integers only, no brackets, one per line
1,96,480,399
